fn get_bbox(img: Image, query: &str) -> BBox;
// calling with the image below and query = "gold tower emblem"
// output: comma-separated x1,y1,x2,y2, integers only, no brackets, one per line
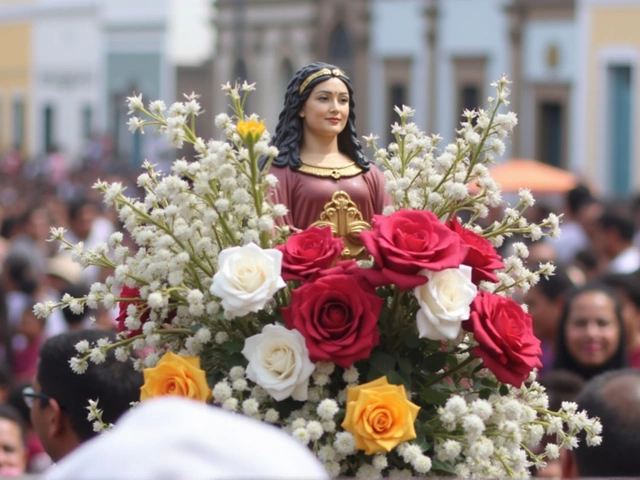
310,191,371,259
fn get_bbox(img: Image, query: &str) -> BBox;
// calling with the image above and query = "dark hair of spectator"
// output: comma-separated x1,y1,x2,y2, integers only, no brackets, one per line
7,383,31,428
537,369,585,411
599,269,640,308
554,283,628,380
573,368,640,476
36,330,143,442
533,264,575,301
0,403,26,445
566,184,594,216
60,283,90,327
597,210,635,242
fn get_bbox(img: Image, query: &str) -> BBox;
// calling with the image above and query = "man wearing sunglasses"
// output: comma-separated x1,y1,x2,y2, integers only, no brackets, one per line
22,329,142,463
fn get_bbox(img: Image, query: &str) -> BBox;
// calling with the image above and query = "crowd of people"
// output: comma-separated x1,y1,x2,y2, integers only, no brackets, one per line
0,136,640,477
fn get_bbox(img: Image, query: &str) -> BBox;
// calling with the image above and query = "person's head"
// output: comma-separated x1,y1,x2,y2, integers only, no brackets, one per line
554,283,627,380
67,198,98,241
59,283,90,329
16,302,45,342
1,253,38,295
534,370,585,478
524,265,574,342
0,404,27,476
573,248,599,282
563,368,640,477
599,270,640,351
28,329,143,462
592,209,635,260
270,62,368,171
565,184,594,218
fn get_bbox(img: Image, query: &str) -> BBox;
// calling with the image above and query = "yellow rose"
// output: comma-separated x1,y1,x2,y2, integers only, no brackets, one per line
341,376,420,455
237,119,266,145
140,351,211,402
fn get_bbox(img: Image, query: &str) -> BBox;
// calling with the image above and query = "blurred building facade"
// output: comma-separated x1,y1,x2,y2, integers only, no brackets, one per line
212,0,640,196
577,0,640,196
0,0,214,169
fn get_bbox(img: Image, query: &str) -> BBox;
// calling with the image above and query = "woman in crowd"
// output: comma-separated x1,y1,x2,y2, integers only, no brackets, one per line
553,283,627,381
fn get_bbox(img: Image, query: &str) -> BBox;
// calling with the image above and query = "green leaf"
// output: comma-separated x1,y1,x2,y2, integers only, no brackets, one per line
369,351,397,376
398,358,413,378
499,384,509,396
224,352,246,369
420,389,448,405
221,340,244,354
478,388,492,400
385,370,405,387
432,459,457,476
423,351,448,373
402,330,421,349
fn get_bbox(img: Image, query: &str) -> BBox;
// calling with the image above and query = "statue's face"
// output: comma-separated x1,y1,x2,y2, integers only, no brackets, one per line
299,77,349,139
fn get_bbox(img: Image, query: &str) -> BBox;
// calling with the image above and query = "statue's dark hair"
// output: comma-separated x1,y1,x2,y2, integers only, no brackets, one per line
269,62,369,171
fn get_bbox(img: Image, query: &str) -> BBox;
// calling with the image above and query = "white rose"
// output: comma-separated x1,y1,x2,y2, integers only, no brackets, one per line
242,324,315,401
210,243,286,318
414,265,477,341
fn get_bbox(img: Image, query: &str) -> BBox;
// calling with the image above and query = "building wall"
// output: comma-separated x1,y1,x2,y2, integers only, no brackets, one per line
0,22,31,156
581,2,640,195
31,2,102,165
520,18,577,167
368,0,426,139
436,0,511,146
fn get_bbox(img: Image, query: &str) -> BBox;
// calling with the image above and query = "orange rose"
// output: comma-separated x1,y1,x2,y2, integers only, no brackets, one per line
341,376,420,455
140,351,211,402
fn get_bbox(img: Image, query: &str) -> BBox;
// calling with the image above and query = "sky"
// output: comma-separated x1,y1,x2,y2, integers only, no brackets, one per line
168,0,215,66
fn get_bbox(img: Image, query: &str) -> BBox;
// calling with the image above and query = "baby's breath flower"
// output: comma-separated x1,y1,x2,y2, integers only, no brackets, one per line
334,432,356,455
242,398,259,416
264,408,279,423
221,398,238,412
213,381,232,403
69,357,89,374
292,427,310,445
75,340,90,354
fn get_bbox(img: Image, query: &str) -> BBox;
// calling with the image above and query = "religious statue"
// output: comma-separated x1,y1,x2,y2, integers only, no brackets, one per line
267,62,390,257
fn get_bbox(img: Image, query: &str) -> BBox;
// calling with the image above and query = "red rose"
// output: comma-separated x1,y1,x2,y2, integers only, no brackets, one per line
276,226,344,282
282,273,383,368
360,210,468,290
116,286,175,338
447,217,504,284
464,292,542,387
116,286,148,338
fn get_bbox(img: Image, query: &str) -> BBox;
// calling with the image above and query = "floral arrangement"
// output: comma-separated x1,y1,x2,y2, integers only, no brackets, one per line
36,77,602,478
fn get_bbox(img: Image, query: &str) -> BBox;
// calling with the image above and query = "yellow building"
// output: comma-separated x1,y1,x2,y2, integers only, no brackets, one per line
579,1,640,195
0,2,32,158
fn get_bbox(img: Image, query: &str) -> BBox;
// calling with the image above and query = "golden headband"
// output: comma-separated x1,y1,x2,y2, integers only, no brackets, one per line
299,68,347,94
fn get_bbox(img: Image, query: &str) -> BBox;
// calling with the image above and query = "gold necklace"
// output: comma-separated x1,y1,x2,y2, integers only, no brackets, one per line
298,162,363,180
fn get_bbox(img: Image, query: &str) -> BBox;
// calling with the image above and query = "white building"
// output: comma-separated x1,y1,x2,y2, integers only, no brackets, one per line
0,0,214,167
31,0,103,167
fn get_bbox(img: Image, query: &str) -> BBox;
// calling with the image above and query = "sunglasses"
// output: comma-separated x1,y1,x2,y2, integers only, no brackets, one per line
22,386,53,409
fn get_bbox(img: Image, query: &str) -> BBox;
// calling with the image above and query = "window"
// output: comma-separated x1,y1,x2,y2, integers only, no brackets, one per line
383,58,411,144
328,24,353,78
388,84,407,143
82,105,92,139
43,104,54,153
608,65,633,194
538,102,563,167
453,57,486,130
12,97,24,150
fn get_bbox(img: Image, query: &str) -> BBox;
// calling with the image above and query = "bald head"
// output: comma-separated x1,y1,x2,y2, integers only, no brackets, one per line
573,369,640,477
